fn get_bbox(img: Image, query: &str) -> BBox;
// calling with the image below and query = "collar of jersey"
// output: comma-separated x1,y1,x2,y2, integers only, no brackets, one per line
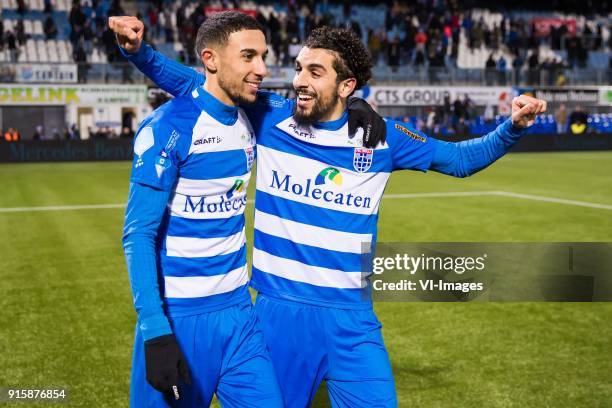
313,110,348,131
192,87,238,126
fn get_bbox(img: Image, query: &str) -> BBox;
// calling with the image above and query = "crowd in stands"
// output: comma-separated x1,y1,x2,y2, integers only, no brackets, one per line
0,0,609,84
393,101,607,137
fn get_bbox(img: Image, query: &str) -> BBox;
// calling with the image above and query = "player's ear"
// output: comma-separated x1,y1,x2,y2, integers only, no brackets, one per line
338,78,357,99
201,48,218,74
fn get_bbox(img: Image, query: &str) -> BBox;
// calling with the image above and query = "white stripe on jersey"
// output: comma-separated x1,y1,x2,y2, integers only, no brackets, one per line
253,248,365,289
174,173,251,197
275,116,389,149
256,145,389,215
254,210,371,254
165,229,246,258
164,264,248,298
188,105,255,155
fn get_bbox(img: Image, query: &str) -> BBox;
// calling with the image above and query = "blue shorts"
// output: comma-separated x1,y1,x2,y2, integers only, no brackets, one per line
254,294,397,408
130,302,283,408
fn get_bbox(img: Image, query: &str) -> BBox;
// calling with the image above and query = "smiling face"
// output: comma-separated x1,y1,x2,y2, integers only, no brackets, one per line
293,47,356,125
208,29,268,105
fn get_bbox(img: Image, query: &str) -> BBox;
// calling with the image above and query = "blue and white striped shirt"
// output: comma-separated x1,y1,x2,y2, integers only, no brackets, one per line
128,87,255,317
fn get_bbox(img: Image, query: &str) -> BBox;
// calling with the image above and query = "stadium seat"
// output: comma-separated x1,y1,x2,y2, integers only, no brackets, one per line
34,20,43,36
24,19,33,34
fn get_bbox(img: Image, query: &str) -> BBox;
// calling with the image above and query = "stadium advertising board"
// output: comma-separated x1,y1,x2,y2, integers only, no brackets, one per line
0,84,148,106
370,86,512,107
531,17,577,37
599,87,612,106
516,87,601,105
14,64,78,84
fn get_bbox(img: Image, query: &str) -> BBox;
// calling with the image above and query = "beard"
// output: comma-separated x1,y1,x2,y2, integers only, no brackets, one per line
293,87,339,126
218,73,257,106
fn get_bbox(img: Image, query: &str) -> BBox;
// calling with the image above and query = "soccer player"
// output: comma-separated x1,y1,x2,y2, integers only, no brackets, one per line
113,17,546,408
120,13,285,407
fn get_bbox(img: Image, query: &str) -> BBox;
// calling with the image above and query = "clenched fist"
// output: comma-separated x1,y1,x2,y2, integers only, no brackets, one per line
511,94,547,128
108,16,144,53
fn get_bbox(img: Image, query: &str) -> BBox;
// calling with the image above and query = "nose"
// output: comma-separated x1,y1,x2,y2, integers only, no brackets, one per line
253,56,267,78
293,69,308,90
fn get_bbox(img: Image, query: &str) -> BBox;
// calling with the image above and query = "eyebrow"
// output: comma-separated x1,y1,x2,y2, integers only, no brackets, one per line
299,63,326,72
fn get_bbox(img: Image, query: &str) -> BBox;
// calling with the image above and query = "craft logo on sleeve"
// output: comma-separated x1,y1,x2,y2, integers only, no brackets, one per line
394,123,426,142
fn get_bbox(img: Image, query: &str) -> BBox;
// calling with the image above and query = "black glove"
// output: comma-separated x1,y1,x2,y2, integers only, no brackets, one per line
348,97,387,148
144,334,192,399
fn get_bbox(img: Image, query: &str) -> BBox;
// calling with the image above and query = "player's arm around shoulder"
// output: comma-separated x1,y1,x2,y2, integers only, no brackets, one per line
242,90,295,137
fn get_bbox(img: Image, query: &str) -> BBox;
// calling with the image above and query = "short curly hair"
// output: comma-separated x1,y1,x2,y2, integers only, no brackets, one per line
195,11,265,58
303,26,373,90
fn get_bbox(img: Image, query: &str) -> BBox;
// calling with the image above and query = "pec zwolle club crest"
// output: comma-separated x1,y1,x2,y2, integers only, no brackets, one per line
353,148,374,173
244,146,255,170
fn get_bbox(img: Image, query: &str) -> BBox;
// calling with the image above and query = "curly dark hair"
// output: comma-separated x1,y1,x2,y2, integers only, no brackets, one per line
303,26,373,90
195,11,265,58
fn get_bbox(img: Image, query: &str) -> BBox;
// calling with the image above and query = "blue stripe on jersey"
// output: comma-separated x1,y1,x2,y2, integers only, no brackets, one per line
164,284,251,317
250,267,372,310
160,245,247,277
253,230,363,272
166,214,244,239
259,134,392,173
180,149,249,180
255,190,377,235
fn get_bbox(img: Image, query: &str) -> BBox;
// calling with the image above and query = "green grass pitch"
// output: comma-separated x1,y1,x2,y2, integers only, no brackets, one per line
1,151,611,407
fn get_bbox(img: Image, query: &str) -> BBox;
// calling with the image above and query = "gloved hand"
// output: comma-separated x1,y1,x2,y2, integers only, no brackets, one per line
144,334,192,400
348,97,387,148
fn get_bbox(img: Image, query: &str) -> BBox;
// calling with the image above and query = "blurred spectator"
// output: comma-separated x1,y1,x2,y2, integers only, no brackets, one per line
65,124,80,140
497,55,507,85
16,20,27,46
74,45,89,83
44,16,58,40
4,128,20,142
569,105,588,134
288,37,301,65
512,53,524,84
17,0,27,15
485,53,496,85
387,36,401,72
44,0,53,14
455,117,469,135
367,29,382,66
7,31,18,62
527,50,539,85
555,104,568,134
121,127,135,138
83,21,95,55
148,5,160,39
32,126,45,141
163,8,174,43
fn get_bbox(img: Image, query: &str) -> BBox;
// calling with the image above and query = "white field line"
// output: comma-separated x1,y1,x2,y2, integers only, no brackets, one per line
383,190,612,210
1,191,611,213
0,203,125,213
